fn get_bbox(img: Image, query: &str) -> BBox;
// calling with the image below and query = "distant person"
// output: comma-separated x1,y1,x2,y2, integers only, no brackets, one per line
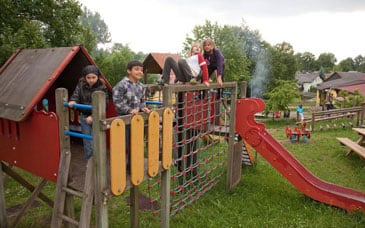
202,38,225,86
161,42,210,86
69,65,110,159
328,93,335,109
283,108,290,119
112,60,151,171
296,104,304,122
274,111,281,120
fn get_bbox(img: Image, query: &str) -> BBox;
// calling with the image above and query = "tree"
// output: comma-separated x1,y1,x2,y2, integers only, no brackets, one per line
336,57,355,72
183,20,251,83
264,79,301,114
94,43,145,86
354,55,365,73
319,67,326,80
80,7,111,46
317,52,337,73
267,42,297,92
295,52,318,72
0,0,95,66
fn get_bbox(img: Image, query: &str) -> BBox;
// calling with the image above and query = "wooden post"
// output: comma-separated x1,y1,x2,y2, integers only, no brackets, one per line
356,110,360,127
1,164,53,207
130,186,139,228
52,88,74,228
360,103,365,126
226,82,239,190
239,81,247,98
311,112,315,132
79,158,95,227
11,179,47,227
0,162,7,228
92,91,108,228
160,85,173,228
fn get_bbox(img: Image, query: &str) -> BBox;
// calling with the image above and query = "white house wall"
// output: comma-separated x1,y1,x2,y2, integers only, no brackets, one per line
303,76,323,92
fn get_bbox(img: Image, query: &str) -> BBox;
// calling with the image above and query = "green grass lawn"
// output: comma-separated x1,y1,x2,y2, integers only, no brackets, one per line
3,118,365,227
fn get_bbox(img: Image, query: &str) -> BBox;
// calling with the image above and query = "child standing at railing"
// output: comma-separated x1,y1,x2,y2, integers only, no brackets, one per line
112,60,151,172
68,65,110,159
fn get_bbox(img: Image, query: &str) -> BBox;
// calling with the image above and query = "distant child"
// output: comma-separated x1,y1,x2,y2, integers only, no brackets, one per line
162,42,210,86
202,38,225,86
296,104,304,122
68,65,110,159
112,60,151,171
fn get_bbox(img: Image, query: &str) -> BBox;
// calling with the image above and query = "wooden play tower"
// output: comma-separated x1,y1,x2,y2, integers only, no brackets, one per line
0,46,249,227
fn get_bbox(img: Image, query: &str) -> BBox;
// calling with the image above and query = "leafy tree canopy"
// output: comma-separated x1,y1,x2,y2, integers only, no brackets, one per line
317,52,337,73
80,6,111,45
0,0,95,65
264,79,301,113
295,52,318,72
183,20,251,83
94,43,146,86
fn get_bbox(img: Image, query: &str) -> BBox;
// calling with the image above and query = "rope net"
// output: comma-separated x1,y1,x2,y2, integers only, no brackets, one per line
144,88,231,216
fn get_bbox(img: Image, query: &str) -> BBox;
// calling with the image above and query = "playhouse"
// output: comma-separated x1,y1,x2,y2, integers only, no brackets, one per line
0,46,115,183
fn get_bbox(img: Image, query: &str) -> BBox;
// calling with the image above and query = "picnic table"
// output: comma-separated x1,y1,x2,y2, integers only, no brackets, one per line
337,128,365,159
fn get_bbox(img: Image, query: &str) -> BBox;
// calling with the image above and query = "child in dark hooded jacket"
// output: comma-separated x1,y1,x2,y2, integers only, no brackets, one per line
69,65,110,159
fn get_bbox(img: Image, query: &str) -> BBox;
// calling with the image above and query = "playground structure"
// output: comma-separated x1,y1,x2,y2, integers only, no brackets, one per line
285,122,311,143
0,46,365,227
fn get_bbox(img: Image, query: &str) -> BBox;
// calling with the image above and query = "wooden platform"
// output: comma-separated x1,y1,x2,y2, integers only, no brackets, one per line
336,137,365,159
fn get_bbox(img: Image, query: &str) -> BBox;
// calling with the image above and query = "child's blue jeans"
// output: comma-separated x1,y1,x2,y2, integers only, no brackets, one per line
81,115,93,159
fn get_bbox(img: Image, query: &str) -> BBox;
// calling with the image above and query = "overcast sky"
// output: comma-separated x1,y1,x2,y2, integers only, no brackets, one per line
79,0,365,62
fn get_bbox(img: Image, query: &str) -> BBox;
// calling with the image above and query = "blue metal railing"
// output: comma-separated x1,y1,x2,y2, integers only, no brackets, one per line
63,102,93,140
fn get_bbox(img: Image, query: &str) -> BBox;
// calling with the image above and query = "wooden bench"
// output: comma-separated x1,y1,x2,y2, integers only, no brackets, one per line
336,137,365,159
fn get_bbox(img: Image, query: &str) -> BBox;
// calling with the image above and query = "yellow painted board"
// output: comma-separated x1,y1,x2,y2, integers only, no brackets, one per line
148,111,160,177
130,114,144,186
110,118,126,196
162,108,173,170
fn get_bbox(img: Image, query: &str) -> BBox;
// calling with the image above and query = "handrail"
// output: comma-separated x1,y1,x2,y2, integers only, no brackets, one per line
63,102,92,110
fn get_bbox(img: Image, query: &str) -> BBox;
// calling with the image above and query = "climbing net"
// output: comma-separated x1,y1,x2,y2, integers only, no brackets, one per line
145,88,231,215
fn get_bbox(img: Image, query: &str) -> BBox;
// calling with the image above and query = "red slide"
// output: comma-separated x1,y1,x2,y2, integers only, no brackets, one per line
235,98,365,213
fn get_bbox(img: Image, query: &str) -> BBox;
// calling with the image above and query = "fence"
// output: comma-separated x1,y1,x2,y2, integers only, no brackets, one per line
309,106,365,131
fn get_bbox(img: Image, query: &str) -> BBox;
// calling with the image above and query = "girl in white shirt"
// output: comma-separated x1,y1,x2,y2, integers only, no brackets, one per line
162,43,210,86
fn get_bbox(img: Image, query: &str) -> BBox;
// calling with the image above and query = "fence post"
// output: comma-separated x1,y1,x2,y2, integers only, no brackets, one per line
311,112,315,132
92,91,108,228
361,103,365,126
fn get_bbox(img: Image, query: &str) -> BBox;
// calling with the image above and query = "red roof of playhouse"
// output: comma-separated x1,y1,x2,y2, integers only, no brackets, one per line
0,46,112,122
